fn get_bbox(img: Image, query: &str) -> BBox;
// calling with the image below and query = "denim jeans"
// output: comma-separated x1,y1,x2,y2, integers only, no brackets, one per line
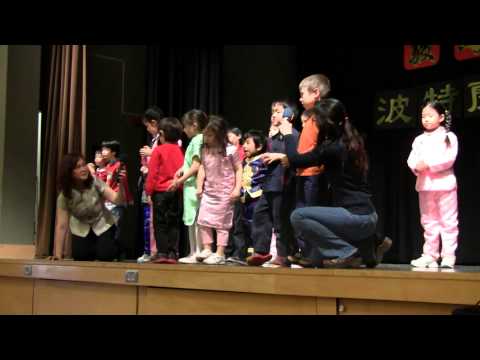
290,206,378,264
142,203,151,255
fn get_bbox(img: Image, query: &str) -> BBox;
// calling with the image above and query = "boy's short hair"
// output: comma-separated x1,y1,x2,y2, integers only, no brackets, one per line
159,117,183,143
243,129,267,154
299,74,331,98
143,106,164,123
101,140,121,156
271,100,298,121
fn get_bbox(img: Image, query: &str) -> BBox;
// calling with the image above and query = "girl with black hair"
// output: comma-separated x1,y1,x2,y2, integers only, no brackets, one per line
408,101,458,268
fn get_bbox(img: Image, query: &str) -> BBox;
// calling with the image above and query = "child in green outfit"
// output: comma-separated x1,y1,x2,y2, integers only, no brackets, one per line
168,109,209,263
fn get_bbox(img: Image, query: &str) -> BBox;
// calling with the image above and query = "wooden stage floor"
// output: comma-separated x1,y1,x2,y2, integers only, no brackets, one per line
1,258,479,315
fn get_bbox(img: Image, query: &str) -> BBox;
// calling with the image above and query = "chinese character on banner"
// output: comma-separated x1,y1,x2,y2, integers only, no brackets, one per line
454,45,480,61
374,90,418,129
423,81,461,117
464,76,480,118
404,45,440,70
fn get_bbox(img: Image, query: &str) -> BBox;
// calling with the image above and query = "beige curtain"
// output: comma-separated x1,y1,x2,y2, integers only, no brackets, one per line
35,45,87,258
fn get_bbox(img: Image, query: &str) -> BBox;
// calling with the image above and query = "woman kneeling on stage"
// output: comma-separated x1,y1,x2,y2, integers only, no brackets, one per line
268,98,391,268
52,153,126,261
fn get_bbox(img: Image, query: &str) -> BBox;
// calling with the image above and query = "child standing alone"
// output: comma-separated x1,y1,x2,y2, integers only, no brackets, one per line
407,101,459,268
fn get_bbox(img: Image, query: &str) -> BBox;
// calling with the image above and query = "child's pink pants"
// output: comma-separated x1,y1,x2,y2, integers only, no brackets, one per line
419,190,458,260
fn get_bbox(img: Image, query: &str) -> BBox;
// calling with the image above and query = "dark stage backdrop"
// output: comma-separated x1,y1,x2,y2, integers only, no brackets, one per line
146,46,222,117
297,46,480,265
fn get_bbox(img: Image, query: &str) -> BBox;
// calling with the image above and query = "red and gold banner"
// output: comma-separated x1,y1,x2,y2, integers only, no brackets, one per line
404,45,440,70
454,45,480,61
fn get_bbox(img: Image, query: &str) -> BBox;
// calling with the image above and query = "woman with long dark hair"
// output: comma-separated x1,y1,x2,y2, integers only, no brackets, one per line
274,98,391,268
53,153,126,261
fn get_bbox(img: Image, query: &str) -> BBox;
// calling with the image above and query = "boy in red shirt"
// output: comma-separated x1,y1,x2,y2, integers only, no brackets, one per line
145,117,185,264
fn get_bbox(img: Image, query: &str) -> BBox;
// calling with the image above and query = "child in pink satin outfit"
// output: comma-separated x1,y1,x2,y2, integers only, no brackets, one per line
196,116,243,265
407,101,459,269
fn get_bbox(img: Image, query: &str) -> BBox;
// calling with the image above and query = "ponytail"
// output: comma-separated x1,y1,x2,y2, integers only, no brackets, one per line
342,115,369,178
444,109,453,147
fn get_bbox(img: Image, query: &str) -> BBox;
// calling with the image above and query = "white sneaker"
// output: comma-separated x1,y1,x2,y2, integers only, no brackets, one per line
410,255,438,268
440,257,455,268
290,264,304,269
137,254,152,264
203,253,226,265
178,254,199,264
196,249,213,262
262,261,280,268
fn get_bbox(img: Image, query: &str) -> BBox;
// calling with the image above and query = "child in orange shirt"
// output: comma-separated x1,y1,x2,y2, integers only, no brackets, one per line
292,74,331,260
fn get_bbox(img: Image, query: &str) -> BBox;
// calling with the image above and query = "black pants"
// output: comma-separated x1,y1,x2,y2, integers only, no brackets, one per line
72,226,118,261
280,176,298,257
152,191,180,258
252,192,284,255
226,196,258,259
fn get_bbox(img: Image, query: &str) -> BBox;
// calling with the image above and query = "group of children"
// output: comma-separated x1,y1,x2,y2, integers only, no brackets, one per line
87,73,460,269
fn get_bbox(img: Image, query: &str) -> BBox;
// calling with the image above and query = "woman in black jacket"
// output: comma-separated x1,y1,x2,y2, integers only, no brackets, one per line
272,98,391,268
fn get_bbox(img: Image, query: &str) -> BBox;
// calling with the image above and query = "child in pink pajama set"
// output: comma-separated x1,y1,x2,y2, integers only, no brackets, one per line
195,116,243,265
407,101,459,268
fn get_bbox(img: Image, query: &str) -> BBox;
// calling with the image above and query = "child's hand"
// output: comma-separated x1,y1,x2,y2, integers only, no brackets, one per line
229,189,241,203
415,160,429,172
196,188,203,199
116,168,127,182
140,146,152,157
140,165,148,174
167,179,179,192
147,195,152,205
174,168,183,179
269,126,279,138
279,119,293,135
87,163,96,175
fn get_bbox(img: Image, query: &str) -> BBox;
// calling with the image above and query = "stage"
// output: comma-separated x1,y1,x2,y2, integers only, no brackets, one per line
0,258,479,314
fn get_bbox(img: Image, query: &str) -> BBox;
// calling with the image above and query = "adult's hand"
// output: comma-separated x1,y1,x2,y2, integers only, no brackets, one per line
261,152,284,165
